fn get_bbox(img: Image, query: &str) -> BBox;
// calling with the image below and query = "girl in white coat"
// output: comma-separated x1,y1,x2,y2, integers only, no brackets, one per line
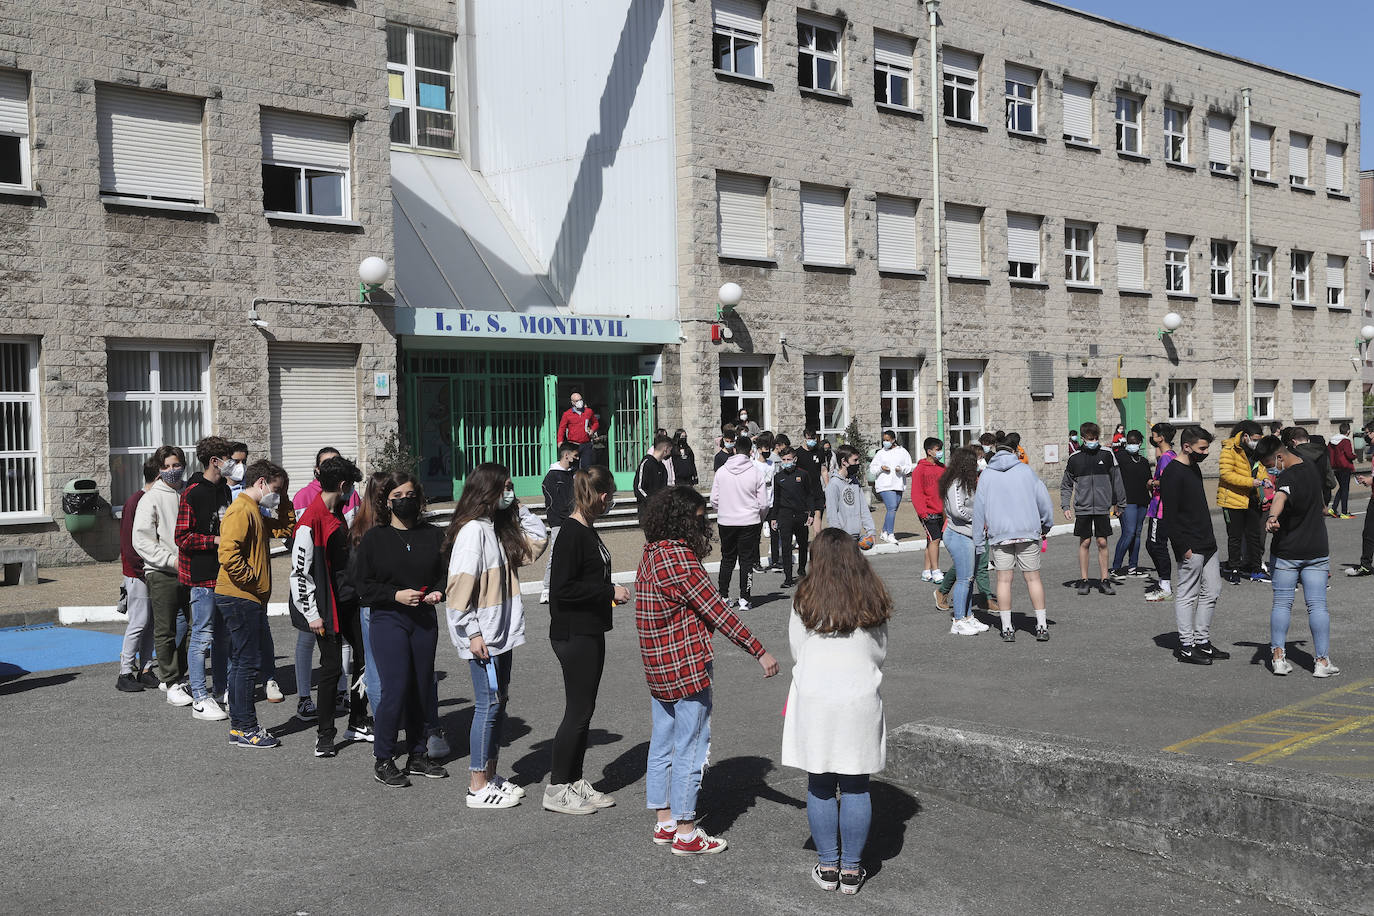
868,429,914,545
781,528,890,895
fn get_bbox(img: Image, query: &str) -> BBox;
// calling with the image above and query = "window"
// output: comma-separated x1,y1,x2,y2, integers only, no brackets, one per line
942,48,979,121
1291,251,1310,303
719,356,770,428
1065,221,1095,284
1325,140,1345,193
1249,123,1273,179
0,69,31,189
873,32,914,107
879,358,920,454
107,345,210,508
1168,380,1194,420
1288,133,1310,186
799,184,847,266
1210,240,1233,297
797,14,842,93
260,110,351,219
1329,380,1350,419
1292,379,1314,419
1207,113,1232,172
0,340,42,518
1211,379,1236,424
1252,379,1276,421
96,85,206,204
713,1,763,78
716,172,769,259
1007,212,1042,280
1251,246,1274,300
1116,227,1146,291
1327,256,1347,307
387,23,457,151
1114,93,1141,154
945,204,984,277
1004,63,1037,133
947,360,984,447
1164,105,1188,163
1165,234,1190,294
876,195,918,271
1061,78,1094,143
803,357,848,442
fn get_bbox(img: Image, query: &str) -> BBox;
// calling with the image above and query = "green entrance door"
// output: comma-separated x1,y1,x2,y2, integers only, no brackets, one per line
1117,379,1149,437
608,376,654,493
1067,377,1100,436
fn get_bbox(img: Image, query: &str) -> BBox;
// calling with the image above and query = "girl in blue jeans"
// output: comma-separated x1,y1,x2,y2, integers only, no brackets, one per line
939,447,990,636
867,430,913,543
782,529,891,895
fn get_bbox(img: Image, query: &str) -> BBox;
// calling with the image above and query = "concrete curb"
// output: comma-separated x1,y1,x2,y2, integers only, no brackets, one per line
885,718,1374,915
0,608,60,629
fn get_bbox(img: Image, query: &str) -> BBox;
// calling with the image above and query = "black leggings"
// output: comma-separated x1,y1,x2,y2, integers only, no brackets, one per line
550,633,606,785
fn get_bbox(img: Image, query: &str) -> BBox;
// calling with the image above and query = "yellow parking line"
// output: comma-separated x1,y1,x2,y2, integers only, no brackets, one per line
1164,678,1374,760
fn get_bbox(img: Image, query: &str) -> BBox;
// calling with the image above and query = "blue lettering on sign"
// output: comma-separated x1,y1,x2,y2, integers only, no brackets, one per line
487,315,504,332
519,316,535,334
435,311,445,331
426,311,643,339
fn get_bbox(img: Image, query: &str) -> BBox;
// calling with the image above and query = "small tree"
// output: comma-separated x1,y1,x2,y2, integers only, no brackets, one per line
373,429,418,478
842,416,870,457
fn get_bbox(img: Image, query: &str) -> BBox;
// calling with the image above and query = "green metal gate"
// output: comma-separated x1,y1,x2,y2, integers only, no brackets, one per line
609,376,654,492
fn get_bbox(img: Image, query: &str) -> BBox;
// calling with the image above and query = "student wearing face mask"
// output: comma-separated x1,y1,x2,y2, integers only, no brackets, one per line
1109,430,1153,580
713,424,736,472
709,435,769,611
634,434,673,516
868,430,913,545
910,438,947,581
826,445,876,542
557,391,600,469
215,460,296,748
226,442,248,499
1067,429,1082,455
1161,426,1227,665
736,409,761,438
540,442,579,605
670,429,699,487
772,446,823,586
794,430,826,509
133,445,193,703
1144,423,1178,602
751,431,777,573
1217,420,1269,582
444,463,549,805
1061,422,1125,596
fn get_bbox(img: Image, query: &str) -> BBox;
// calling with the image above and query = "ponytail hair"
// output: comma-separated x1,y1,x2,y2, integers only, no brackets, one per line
573,465,615,519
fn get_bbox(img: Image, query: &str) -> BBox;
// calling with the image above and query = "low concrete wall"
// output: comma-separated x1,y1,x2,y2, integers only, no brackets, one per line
886,719,1374,915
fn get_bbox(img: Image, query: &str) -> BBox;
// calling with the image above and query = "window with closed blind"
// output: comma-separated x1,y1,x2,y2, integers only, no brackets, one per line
716,172,769,260
1288,133,1310,187
1006,212,1041,280
800,184,848,266
1211,379,1236,424
1249,123,1273,180
1116,227,1146,291
107,344,211,508
1327,255,1347,307
1061,78,1093,143
1325,140,1345,193
945,204,984,277
1206,113,1232,172
260,110,352,219
0,339,42,519
1292,379,1314,419
876,194,919,272
96,85,206,205
1329,380,1349,419
0,69,31,189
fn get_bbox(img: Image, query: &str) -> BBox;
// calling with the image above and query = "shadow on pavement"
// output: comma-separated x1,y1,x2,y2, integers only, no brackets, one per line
863,780,922,878
598,739,649,794
700,755,805,833
1235,639,1313,671
0,671,77,695
508,727,624,787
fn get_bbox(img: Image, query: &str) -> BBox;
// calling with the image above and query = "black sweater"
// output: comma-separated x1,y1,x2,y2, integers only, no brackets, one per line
541,465,576,528
633,453,669,509
774,466,824,513
671,445,698,486
351,523,448,614
548,518,614,638
1160,460,1217,561
1116,451,1153,506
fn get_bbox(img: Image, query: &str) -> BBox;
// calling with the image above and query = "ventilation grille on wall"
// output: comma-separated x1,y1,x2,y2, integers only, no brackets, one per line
1028,352,1054,398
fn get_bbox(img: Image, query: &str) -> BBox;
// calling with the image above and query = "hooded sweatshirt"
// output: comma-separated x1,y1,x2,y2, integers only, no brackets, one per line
910,457,945,517
1329,434,1356,473
709,454,768,526
132,478,183,575
943,479,975,537
1293,440,1336,493
972,451,1054,551
825,471,876,538
446,506,549,659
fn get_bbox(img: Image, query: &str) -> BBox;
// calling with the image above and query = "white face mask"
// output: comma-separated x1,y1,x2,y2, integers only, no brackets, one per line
259,490,280,512
882,441,894,450
498,489,515,510
573,399,585,410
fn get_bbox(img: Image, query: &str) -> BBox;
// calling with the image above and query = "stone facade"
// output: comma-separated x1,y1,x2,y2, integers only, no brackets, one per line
0,0,396,565
667,0,1363,481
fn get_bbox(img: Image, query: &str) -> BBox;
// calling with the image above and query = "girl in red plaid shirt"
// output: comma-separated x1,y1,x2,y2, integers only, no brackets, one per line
635,486,779,856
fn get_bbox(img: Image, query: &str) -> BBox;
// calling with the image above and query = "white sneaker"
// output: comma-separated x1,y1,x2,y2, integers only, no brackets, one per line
165,683,193,707
920,570,932,582
467,783,520,809
542,783,597,815
949,617,979,636
571,778,616,808
1270,656,1293,676
965,616,990,633
191,695,228,721
265,679,284,703
1314,658,1341,678
490,773,527,799
735,598,751,611
539,589,550,605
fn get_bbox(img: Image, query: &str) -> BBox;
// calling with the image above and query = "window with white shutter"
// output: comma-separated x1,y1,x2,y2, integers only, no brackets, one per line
1211,379,1236,424
714,0,763,78
1248,123,1273,179
1327,255,1347,307
1292,379,1313,419
716,173,769,259
1062,78,1093,143
261,110,352,219
800,184,847,266
1207,113,1232,172
1325,141,1345,193
1116,227,1146,291
1288,133,1310,186
874,32,915,108
1007,212,1041,280
97,85,206,204
1329,380,1349,419
0,69,31,189
942,48,980,121
1004,64,1037,133
0,339,42,518
876,195,918,271
268,343,360,491
1252,379,1276,420
945,204,983,277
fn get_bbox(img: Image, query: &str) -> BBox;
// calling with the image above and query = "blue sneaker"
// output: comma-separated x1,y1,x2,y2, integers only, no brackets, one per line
1250,571,1271,583
229,726,281,749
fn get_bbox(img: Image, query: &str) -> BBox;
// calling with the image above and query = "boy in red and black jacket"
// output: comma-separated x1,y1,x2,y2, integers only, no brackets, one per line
175,436,236,719
910,437,946,582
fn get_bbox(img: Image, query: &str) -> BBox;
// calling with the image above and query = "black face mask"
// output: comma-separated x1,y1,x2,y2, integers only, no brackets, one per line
847,464,861,480
390,495,421,522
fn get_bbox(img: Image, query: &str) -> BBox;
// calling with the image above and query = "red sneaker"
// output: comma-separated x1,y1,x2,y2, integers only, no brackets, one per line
671,828,728,856
652,824,675,846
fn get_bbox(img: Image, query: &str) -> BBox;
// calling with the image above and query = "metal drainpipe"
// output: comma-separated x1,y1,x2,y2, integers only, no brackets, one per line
926,0,945,440
1242,88,1254,420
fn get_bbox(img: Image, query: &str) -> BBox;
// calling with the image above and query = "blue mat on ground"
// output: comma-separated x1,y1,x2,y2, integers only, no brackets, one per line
0,623,123,676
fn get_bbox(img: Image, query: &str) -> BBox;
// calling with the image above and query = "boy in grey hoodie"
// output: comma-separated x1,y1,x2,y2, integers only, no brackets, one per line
1060,422,1126,596
973,444,1055,643
824,445,876,541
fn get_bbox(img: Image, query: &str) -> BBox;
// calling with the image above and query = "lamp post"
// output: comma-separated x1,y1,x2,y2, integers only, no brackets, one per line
1241,87,1254,419
925,0,945,440
713,281,741,342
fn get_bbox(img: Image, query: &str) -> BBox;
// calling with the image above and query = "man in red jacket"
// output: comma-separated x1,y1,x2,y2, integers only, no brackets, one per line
910,437,946,582
556,390,600,469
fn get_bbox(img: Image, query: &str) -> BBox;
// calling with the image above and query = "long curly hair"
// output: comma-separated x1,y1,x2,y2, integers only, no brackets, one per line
640,485,713,559
443,462,532,569
794,528,893,634
938,445,981,501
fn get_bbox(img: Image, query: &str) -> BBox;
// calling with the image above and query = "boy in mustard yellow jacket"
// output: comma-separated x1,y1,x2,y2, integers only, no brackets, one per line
1216,420,1270,582
215,459,295,748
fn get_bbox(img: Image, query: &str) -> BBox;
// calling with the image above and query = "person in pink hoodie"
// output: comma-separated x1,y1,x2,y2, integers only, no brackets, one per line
709,434,769,610
910,437,947,581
